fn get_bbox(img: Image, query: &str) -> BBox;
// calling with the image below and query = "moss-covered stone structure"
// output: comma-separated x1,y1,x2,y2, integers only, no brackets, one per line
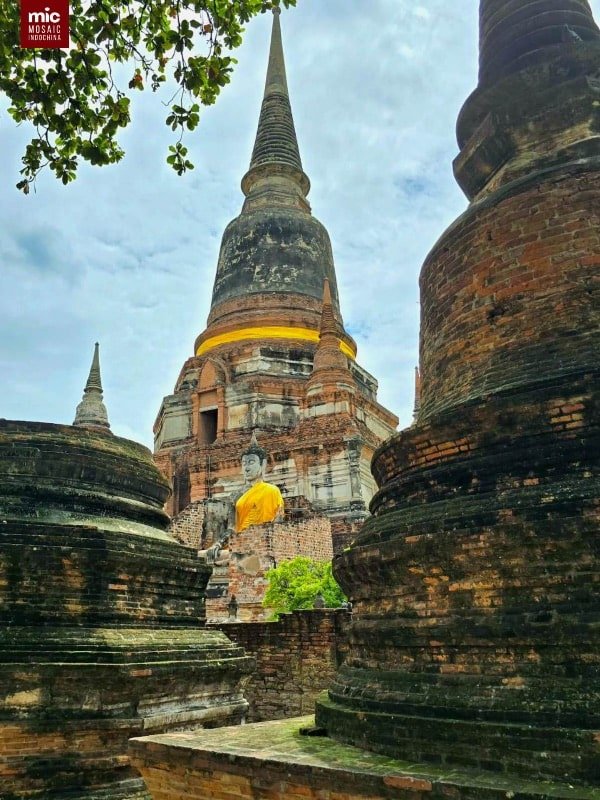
131,716,600,800
0,418,253,800
131,1,599,798
316,0,600,787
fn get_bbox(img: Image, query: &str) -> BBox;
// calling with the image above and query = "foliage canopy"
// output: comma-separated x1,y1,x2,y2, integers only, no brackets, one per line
263,556,347,617
1,0,295,192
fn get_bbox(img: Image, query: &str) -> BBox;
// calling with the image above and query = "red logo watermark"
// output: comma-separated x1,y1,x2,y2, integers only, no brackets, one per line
20,0,70,48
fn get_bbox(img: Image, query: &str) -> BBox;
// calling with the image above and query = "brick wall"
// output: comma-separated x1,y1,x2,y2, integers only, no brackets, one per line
168,500,205,549
209,609,350,721
207,516,334,621
267,516,333,563
331,518,364,554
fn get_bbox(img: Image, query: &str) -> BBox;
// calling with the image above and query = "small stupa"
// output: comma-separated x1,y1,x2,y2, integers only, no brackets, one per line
0,347,253,800
73,342,111,432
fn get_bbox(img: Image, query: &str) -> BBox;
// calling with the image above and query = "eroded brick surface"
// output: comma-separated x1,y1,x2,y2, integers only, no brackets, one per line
316,3,600,791
0,421,253,800
209,610,350,721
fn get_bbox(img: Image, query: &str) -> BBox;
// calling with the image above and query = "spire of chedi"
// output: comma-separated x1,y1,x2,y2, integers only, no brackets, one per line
154,7,398,549
241,5,310,211
455,0,600,200
73,342,111,432
199,9,355,361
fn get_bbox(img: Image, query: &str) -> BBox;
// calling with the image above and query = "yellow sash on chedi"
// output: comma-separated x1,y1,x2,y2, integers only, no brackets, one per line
235,481,284,533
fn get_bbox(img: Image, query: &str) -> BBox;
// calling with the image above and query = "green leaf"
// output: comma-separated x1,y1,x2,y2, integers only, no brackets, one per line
263,556,346,618
1,0,291,190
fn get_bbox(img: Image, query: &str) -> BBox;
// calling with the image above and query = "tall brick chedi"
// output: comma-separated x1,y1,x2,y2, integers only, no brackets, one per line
317,0,600,788
0,351,253,799
154,10,397,549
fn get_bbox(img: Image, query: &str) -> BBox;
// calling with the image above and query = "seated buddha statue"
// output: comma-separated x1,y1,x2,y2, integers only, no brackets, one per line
204,432,284,563
235,434,284,532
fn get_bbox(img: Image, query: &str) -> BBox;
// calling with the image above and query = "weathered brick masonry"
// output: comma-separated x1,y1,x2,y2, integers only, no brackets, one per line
205,517,334,621
0,421,252,800
168,499,206,549
419,172,599,419
210,609,350,721
230,516,334,570
316,0,600,788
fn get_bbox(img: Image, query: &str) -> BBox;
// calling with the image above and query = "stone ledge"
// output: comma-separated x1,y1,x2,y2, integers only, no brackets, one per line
129,716,598,800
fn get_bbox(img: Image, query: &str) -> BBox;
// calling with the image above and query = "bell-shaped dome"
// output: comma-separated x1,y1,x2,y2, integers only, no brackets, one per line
210,208,341,318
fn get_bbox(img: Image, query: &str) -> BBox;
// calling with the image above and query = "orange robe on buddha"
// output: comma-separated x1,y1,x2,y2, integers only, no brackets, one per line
235,481,284,533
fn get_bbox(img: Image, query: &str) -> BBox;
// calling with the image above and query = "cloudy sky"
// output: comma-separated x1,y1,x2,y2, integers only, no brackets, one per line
2,1,597,448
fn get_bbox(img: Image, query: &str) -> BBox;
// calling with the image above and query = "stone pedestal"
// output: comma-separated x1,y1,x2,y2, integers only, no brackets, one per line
0,421,253,800
208,610,351,722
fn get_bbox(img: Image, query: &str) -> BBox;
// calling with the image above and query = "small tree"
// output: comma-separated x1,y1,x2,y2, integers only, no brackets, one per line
263,556,346,617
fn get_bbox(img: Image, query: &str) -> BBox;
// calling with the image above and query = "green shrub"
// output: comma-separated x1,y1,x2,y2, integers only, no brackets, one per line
263,556,346,617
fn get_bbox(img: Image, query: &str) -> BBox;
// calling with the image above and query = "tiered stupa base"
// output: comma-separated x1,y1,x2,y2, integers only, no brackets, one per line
0,421,253,800
314,372,599,786
1,625,251,799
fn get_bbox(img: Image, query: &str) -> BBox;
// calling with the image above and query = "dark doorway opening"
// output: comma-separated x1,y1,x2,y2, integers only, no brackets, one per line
199,409,218,445
173,468,191,514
